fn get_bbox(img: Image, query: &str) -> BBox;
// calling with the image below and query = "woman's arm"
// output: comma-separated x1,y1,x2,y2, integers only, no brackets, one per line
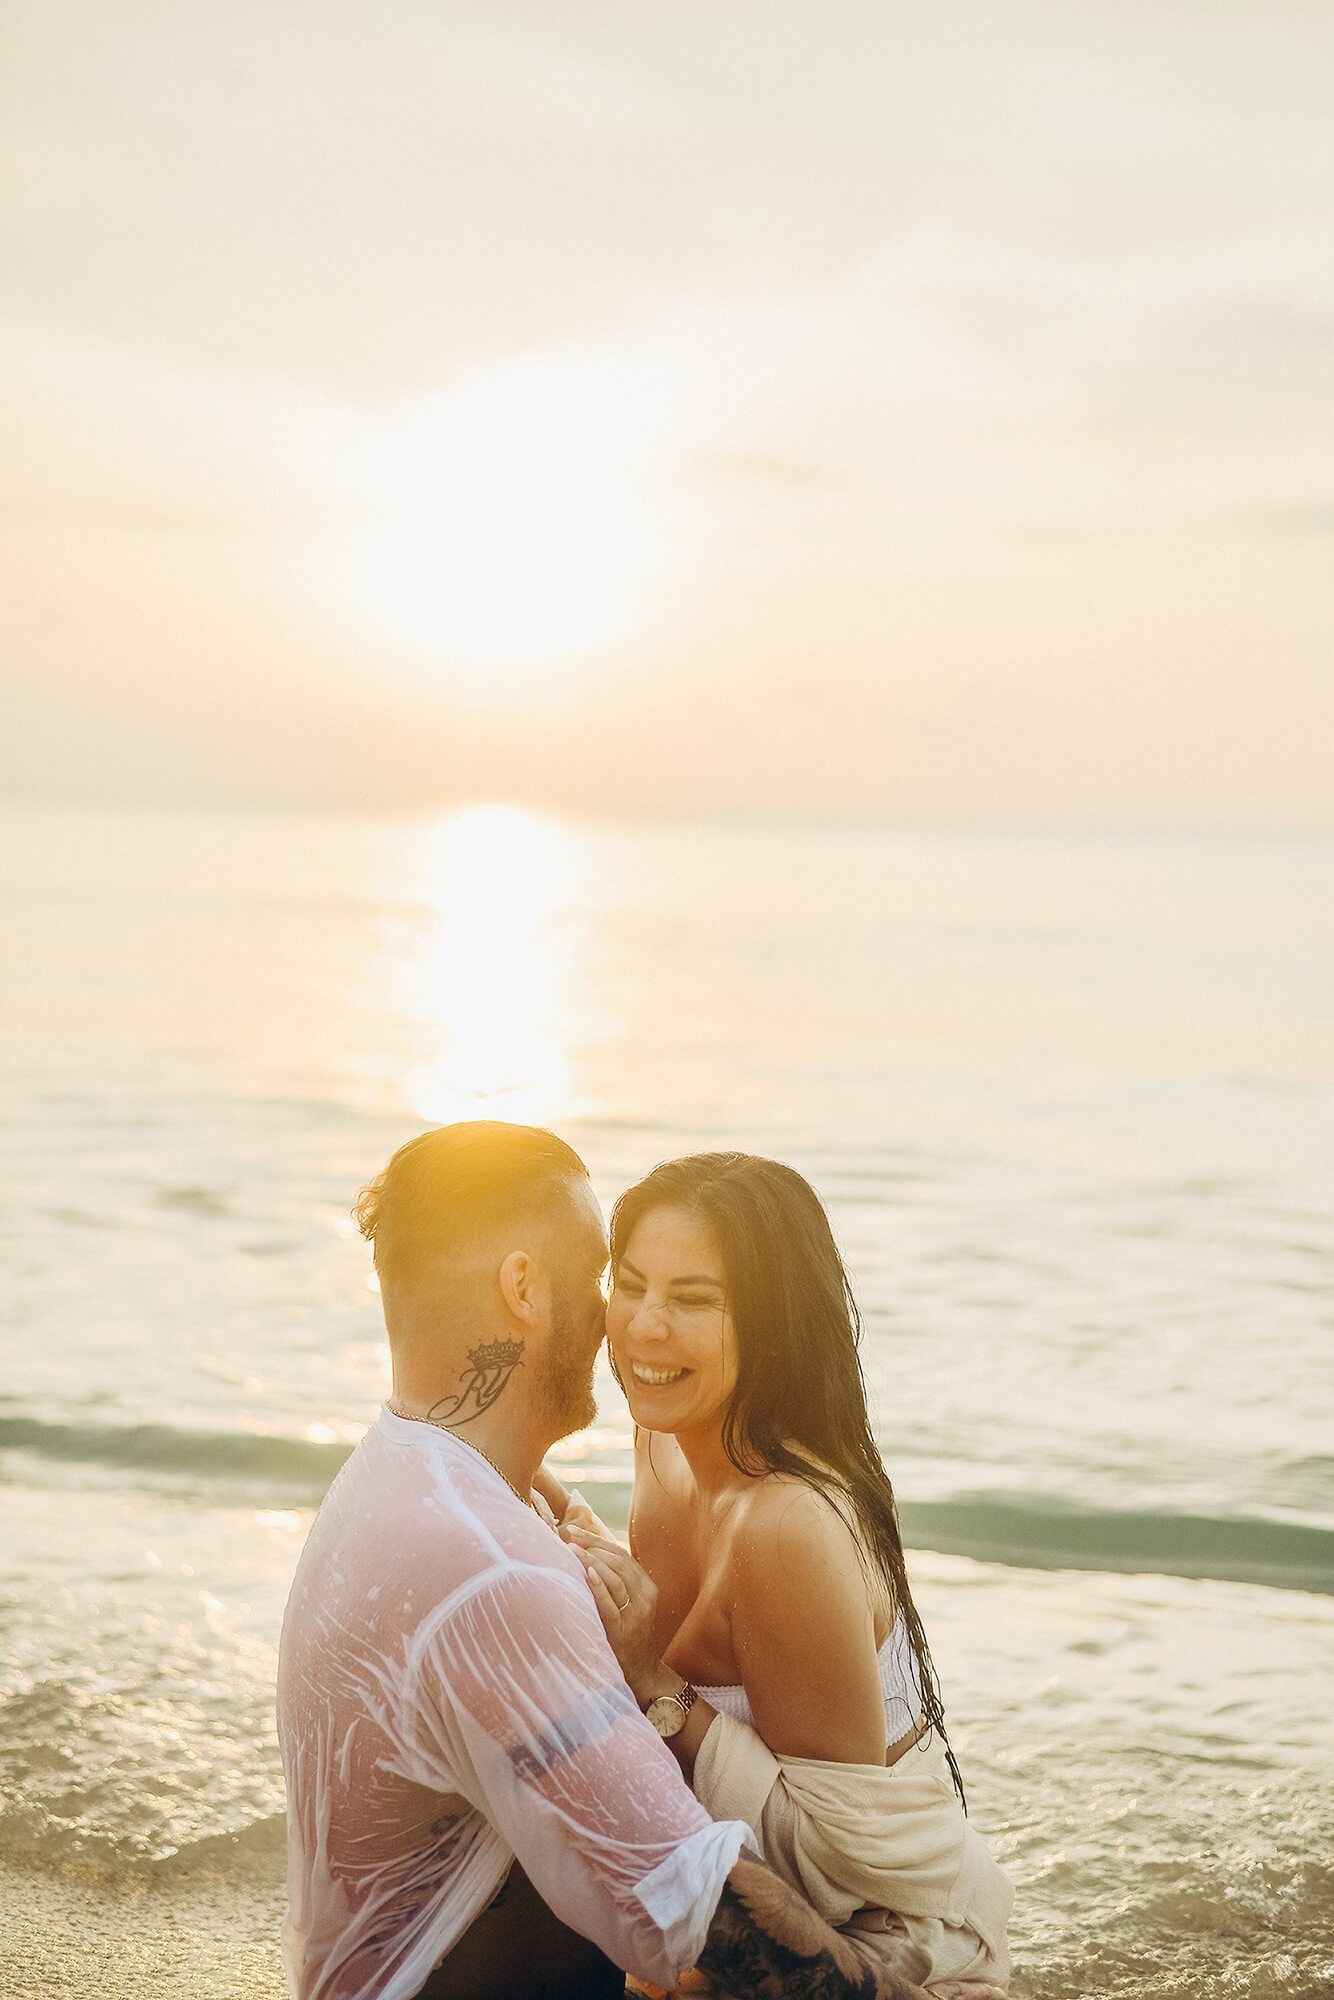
573,1483,887,1772
569,1530,717,1783
729,1484,888,1766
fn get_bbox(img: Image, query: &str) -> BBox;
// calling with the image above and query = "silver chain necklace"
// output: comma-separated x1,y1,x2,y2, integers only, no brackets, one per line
386,1398,537,1512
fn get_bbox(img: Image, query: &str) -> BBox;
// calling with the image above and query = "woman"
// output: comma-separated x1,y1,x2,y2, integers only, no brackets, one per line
550,1153,1012,1998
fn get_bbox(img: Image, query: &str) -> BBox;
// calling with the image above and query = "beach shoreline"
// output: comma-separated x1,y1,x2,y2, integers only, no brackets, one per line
0,1845,287,2000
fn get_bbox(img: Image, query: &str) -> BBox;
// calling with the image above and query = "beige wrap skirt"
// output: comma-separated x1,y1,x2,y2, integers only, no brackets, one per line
688,1711,1014,1994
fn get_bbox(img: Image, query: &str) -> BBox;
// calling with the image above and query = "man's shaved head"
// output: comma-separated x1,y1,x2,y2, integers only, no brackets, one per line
355,1121,592,1298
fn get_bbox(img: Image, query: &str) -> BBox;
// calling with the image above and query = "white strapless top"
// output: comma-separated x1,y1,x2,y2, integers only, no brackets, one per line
694,1615,925,1745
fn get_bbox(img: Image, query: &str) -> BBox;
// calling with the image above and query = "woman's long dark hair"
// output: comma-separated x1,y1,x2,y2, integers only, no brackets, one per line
611,1151,964,1805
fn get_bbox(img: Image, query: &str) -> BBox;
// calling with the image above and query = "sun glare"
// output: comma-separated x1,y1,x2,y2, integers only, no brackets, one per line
395,805,591,1126
346,353,657,684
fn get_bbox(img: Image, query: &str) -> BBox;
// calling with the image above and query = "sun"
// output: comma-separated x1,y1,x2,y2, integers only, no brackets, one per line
342,351,655,685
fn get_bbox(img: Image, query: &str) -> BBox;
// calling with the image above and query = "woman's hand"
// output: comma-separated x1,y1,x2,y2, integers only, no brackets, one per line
558,1488,618,1547
531,1465,623,1547
531,1463,571,1525
567,1528,663,1701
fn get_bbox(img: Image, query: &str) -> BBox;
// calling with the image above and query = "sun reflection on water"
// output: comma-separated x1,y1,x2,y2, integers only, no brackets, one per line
396,805,590,1129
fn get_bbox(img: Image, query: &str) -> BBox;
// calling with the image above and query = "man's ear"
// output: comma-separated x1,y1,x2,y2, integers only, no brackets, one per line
497,1249,539,1323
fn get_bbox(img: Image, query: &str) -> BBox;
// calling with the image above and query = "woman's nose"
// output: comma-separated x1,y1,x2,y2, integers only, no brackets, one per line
630,1297,669,1338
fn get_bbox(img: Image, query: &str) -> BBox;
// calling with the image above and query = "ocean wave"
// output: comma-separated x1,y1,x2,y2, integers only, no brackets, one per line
900,1493,1334,1596
0,1413,351,1491
3,1414,1332,1594
0,1788,286,1886
160,1811,287,1882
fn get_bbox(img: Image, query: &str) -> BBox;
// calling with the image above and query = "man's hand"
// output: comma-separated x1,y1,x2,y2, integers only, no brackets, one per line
697,1857,932,2000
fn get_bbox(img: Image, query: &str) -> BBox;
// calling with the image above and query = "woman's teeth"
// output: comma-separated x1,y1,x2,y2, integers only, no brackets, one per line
631,1363,688,1386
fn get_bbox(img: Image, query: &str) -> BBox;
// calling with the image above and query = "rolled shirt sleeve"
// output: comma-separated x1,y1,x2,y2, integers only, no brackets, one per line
396,1564,747,1990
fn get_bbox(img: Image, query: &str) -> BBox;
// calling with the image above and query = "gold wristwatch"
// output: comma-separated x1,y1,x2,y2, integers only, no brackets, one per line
644,1682,698,1740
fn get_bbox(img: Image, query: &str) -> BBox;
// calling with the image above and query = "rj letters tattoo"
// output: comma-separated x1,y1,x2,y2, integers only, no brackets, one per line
426,1339,525,1427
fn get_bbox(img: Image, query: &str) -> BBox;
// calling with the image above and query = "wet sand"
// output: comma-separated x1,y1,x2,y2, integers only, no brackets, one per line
1,1852,287,2000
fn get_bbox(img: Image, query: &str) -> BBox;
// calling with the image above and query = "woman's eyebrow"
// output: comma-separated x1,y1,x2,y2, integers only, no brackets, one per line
619,1257,723,1289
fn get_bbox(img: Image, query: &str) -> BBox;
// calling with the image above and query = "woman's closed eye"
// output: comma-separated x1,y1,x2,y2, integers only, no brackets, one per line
618,1283,719,1311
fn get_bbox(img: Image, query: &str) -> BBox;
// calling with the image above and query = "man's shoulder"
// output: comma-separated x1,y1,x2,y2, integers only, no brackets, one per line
290,1420,594,1648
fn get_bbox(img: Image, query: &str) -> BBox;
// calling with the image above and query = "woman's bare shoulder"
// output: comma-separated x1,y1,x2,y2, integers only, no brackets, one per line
731,1469,864,1575
728,1474,889,1761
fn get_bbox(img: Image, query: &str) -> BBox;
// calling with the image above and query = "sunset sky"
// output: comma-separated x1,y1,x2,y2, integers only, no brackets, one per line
3,0,1332,825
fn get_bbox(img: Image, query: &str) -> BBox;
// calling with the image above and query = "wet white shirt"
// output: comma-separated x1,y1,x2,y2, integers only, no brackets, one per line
277,1409,746,2000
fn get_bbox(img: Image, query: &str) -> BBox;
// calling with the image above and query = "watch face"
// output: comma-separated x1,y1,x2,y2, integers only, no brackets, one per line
646,1695,683,1739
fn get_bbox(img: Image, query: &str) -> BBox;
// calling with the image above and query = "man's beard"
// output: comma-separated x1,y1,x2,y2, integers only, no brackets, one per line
535,1280,598,1442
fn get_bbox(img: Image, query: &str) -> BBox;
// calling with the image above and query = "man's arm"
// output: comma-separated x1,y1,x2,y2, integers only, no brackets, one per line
415,1566,926,1998
700,1856,926,2000
413,1563,738,1988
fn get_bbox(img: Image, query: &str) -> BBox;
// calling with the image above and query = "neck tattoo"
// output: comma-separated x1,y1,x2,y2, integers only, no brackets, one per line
422,1338,525,1428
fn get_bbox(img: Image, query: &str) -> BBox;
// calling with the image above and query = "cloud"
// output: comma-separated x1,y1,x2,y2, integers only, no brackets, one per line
1256,503,1334,538
684,452,851,493
2,1,1332,825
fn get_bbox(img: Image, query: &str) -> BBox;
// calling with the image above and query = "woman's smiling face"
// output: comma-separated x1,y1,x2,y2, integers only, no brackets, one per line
606,1206,739,1438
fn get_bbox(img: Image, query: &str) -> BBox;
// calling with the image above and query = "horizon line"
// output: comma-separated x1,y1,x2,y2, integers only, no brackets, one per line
3,791,1332,843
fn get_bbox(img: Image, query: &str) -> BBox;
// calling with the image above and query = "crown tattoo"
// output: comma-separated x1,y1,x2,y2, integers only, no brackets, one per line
467,1339,525,1372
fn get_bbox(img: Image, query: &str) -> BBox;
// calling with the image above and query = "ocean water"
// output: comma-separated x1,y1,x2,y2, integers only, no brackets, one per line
2,802,1332,1997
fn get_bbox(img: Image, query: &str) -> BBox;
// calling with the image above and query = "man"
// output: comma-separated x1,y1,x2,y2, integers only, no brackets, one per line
278,1121,926,2000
